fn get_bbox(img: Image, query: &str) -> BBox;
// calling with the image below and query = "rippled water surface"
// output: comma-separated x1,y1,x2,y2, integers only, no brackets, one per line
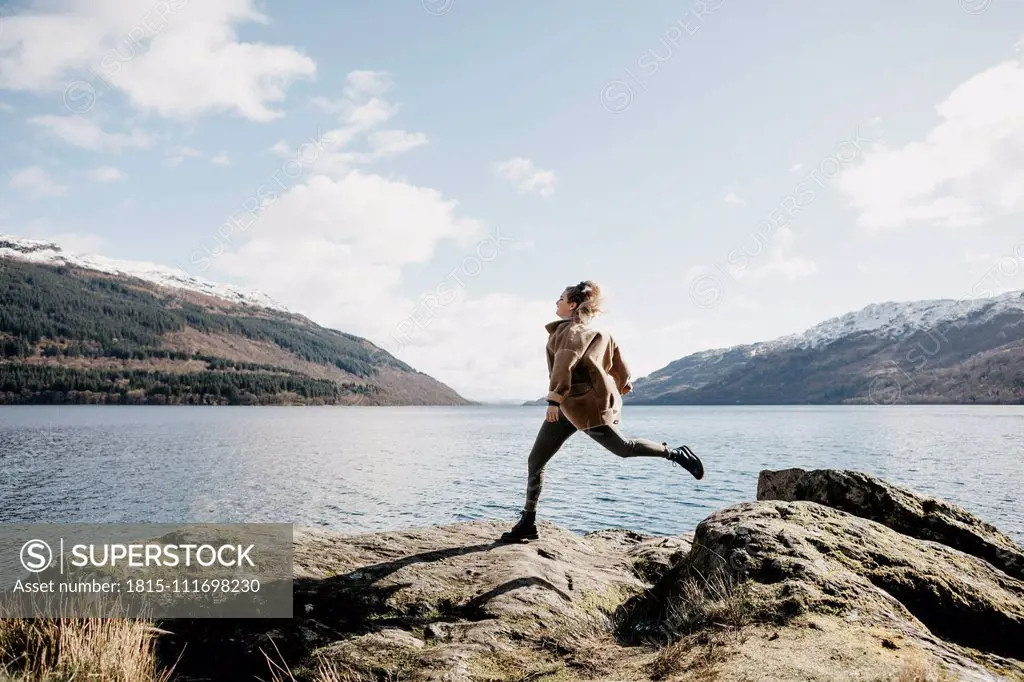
1,405,1021,543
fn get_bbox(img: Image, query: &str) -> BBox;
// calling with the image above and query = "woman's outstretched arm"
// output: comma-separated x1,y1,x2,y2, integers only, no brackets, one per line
609,339,632,395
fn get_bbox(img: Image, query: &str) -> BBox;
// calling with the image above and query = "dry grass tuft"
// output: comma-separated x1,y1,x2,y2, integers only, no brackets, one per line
265,655,377,682
0,617,171,682
661,569,755,638
649,629,735,682
641,569,755,681
262,637,382,682
306,660,378,682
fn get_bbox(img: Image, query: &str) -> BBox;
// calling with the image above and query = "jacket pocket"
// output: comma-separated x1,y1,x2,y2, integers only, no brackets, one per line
568,382,593,397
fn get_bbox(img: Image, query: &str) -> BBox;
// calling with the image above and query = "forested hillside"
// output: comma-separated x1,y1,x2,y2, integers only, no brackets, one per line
0,260,468,406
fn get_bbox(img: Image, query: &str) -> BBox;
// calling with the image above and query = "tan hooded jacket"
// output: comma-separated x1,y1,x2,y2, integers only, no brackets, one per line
544,318,632,431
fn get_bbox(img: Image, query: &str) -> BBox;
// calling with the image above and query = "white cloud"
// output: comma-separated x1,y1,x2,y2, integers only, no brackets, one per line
267,140,290,157
309,126,424,172
789,163,803,172
724,192,745,206
208,169,535,399
210,151,231,166
310,96,345,115
0,0,315,122
312,71,396,122
368,130,427,157
725,294,760,310
313,100,397,132
494,157,557,198
86,165,126,182
165,146,204,166
389,296,555,402
0,102,14,113
217,170,484,282
838,58,1024,230
28,115,153,151
346,98,397,130
728,226,818,282
9,166,67,198
303,71,428,177
344,70,392,99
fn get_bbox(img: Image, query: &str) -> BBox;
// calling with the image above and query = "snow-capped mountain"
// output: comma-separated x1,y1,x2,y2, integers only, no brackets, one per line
765,290,1024,352
0,234,288,312
0,238,470,406
627,290,1024,405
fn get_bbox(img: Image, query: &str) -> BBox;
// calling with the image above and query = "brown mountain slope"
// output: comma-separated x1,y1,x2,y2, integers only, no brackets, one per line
0,259,470,406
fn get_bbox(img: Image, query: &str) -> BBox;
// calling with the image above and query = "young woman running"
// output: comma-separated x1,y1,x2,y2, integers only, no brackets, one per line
499,280,704,543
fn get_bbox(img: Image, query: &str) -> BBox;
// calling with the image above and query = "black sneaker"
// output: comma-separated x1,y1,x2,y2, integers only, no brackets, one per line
499,510,538,543
664,443,704,480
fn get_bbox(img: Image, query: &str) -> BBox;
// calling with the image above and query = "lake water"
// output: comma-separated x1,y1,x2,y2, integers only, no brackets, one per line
1,405,1022,544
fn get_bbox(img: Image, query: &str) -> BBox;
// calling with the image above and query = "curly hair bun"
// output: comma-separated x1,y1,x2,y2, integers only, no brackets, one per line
566,280,604,323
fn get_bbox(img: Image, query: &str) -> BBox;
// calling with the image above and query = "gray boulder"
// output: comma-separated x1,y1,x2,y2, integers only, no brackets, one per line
757,468,1024,581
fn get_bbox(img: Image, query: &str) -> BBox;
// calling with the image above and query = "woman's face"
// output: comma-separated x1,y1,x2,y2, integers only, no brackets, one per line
556,289,576,319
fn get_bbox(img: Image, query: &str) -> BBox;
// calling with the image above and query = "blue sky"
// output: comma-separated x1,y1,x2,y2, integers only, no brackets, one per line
2,0,1024,401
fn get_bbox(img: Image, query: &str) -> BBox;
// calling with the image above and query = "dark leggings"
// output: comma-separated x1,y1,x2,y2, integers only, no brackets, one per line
523,411,668,512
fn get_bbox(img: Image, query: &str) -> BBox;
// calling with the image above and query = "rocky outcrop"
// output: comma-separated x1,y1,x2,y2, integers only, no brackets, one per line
158,522,691,681
157,472,1024,681
667,501,1024,679
757,468,1024,581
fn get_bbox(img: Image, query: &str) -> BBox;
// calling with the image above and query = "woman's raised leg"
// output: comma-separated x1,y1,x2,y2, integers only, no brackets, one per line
583,424,667,458
584,424,704,479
